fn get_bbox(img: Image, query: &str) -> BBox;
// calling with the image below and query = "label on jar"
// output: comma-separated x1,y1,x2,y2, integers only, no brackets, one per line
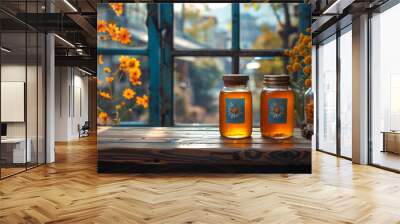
268,98,287,124
226,98,245,123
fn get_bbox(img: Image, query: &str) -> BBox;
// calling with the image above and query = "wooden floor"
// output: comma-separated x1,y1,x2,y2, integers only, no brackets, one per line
372,150,400,171
0,136,400,224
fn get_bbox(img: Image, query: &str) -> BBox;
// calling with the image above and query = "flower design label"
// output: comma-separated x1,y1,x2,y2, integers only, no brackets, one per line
268,98,287,124
226,98,245,124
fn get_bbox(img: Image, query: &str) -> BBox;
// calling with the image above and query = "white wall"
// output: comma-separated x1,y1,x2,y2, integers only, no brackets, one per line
55,67,89,141
1,65,26,139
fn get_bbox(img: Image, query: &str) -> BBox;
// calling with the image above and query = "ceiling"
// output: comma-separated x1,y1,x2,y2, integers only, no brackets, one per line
0,0,97,73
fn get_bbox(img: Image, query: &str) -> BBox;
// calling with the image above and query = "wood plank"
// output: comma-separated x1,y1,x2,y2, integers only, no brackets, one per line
98,127,311,173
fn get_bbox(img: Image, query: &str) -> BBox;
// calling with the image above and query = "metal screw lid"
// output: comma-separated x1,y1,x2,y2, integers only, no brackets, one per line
263,74,290,87
223,74,249,86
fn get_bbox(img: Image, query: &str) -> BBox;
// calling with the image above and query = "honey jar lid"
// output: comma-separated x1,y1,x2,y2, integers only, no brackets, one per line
223,74,249,86
263,74,290,87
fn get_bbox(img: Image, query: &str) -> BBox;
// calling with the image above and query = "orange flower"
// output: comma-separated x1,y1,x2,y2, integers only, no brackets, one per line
292,62,301,72
109,3,123,16
98,112,108,124
306,27,311,33
97,79,102,85
127,57,140,69
105,76,114,84
304,55,312,65
305,78,312,88
119,28,131,45
299,50,307,57
136,95,149,109
303,66,311,75
128,67,141,79
120,101,126,107
98,54,103,65
97,20,107,33
129,75,142,86
122,88,136,100
107,23,119,41
119,56,129,70
103,67,111,73
99,91,112,100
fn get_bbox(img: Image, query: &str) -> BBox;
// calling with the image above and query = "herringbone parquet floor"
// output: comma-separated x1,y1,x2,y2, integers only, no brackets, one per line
1,136,400,224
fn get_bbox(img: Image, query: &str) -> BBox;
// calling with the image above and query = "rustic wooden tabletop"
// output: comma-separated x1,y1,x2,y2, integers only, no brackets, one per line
98,127,311,173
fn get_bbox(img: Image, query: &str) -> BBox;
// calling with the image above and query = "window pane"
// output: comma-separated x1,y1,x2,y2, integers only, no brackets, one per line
97,55,149,125
240,57,287,124
174,57,232,124
240,3,299,50
371,4,400,171
97,3,147,49
339,29,352,158
174,3,232,49
1,31,27,177
317,37,337,154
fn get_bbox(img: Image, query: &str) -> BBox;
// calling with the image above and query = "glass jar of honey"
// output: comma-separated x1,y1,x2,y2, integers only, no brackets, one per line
260,75,294,139
219,74,252,139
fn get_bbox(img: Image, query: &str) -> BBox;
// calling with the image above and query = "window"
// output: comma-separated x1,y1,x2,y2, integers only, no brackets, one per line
371,4,400,171
239,4,299,50
97,3,310,126
97,3,148,49
339,27,352,158
174,57,231,123
0,1,46,179
174,3,232,49
97,3,152,126
317,36,337,154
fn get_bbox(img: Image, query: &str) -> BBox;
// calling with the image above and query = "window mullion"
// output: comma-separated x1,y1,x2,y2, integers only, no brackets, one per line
147,4,161,126
232,3,240,74
160,3,174,126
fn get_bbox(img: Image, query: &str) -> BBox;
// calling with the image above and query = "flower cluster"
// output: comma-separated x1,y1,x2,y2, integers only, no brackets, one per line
285,29,312,78
97,20,131,45
97,55,148,125
285,28,313,125
109,3,123,16
97,3,148,125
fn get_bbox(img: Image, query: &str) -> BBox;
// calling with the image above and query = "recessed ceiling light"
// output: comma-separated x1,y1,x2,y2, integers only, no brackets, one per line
63,0,78,12
78,67,93,76
54,34,75,48
1,47,11,53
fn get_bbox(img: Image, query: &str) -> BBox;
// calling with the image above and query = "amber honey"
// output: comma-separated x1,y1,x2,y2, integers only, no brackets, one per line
219,91,252,138
219,74,252,139
260,75,294,139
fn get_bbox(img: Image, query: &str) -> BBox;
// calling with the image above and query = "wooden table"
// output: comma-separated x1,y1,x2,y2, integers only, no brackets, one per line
98,127,311,173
